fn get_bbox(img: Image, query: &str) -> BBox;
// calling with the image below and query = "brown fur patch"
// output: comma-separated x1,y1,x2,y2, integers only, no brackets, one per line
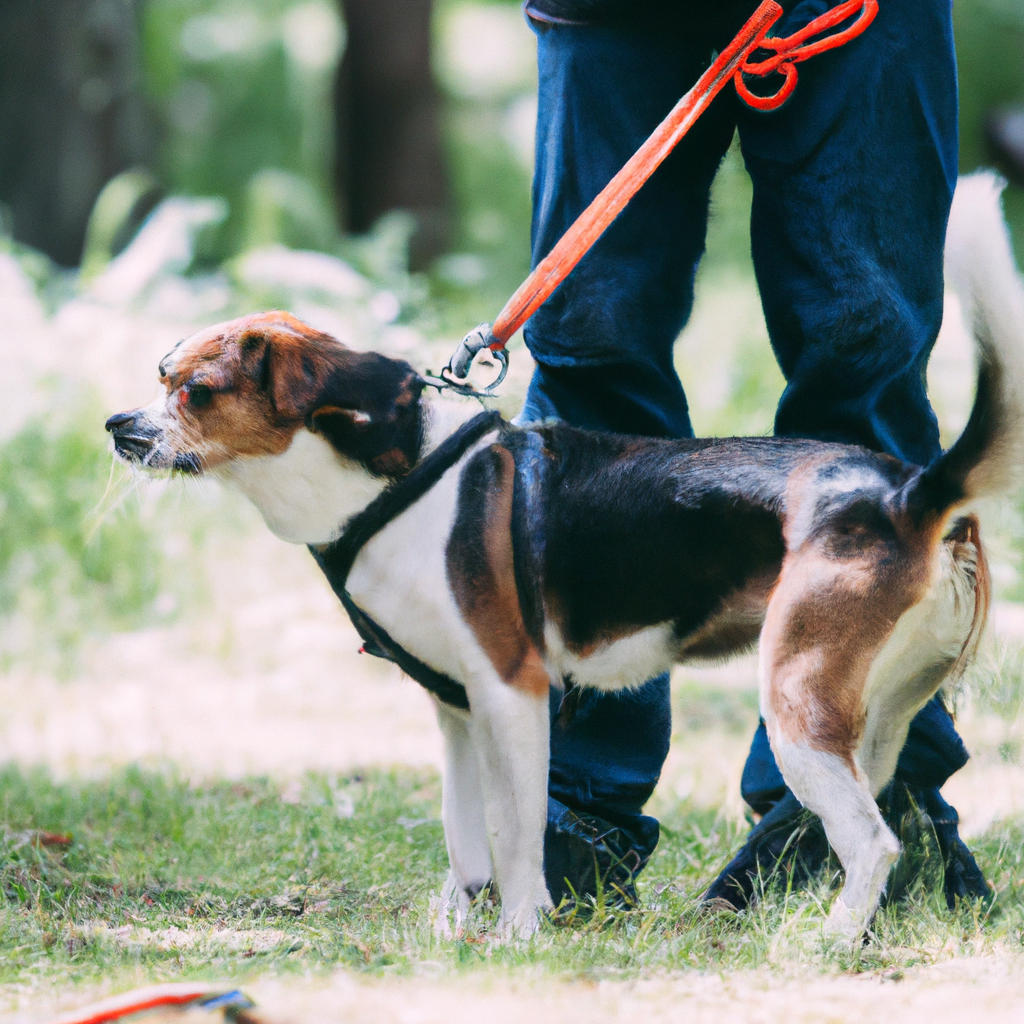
448,446,549,698
947,514,991,678
156,311,424,475
160,311,344,467
761,475,934,765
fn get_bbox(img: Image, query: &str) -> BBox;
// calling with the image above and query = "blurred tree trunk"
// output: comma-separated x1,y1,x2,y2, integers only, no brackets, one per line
334,0,453,270
0,0,155,267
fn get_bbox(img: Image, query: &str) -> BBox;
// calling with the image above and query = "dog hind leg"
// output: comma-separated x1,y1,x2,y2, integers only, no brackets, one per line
770,736,900,939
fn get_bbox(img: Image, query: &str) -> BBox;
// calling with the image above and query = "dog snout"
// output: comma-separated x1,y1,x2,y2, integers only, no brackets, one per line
105,409,159,463
105,410,138,433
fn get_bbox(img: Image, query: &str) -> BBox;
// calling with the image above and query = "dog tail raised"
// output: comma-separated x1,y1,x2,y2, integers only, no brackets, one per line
907,172,1024,520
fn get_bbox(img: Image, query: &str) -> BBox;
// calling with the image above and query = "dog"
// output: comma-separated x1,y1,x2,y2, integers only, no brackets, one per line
106,174,1023,940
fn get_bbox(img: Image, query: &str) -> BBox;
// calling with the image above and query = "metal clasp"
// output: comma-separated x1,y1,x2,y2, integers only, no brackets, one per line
441,323,509,393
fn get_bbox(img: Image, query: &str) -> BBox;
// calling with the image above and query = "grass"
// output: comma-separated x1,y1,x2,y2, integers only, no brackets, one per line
2,761,1024,1005
0,412,165,674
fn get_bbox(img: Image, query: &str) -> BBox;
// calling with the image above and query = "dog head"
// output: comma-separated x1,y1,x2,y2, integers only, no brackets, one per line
105,311,426,479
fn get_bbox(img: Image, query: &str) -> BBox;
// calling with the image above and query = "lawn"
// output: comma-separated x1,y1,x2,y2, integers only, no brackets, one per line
2,757,1021,998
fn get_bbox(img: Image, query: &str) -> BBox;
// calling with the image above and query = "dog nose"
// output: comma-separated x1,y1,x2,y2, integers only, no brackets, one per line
105,411,136,432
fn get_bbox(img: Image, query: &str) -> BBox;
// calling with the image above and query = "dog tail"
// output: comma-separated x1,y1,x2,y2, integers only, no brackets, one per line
907,172,1024,520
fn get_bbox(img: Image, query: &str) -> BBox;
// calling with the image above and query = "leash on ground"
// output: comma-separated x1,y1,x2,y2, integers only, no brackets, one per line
42,984,261,1024
441,0,878,395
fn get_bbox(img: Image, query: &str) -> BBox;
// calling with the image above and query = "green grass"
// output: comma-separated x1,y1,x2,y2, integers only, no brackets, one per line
2,763,1023,1001
0,412,166,673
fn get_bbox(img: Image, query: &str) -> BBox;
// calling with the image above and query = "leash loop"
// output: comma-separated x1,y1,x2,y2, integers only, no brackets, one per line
736,0,878,110
444,0,878,388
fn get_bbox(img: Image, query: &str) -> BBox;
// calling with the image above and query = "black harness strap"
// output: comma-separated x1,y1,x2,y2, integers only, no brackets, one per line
309,409,504,711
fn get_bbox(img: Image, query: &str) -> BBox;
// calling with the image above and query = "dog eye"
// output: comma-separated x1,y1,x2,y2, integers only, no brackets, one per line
187,384,213,408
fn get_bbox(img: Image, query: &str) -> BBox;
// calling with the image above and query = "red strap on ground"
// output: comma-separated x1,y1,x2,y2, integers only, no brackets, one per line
487,0,878,350
46,984,253,1024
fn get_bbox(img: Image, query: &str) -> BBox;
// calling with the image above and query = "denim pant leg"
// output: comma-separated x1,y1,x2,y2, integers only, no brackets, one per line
523,15,735,878
524,14,737,434
737,0,967,805
742,694,970,815
739,0,956,466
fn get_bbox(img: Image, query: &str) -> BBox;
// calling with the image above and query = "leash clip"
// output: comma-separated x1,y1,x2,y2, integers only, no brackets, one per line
442,323,509,393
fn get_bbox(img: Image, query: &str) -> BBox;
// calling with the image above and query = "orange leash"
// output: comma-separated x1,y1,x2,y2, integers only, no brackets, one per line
443,0,878,391
45,984,256,1024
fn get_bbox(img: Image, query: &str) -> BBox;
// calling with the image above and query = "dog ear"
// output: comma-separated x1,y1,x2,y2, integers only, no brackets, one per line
238,321,425,477
306,355,426,478
241,329,331,422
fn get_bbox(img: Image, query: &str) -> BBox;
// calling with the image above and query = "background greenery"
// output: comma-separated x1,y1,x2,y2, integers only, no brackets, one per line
132,0,1024,315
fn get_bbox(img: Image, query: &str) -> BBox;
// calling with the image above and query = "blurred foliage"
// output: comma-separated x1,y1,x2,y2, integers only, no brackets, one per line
956,0,1024,261
141,0,343,260
0,411,164,672
130,0,1024,313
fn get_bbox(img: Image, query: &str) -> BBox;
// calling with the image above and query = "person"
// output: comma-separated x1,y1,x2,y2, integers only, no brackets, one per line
517,0,991,911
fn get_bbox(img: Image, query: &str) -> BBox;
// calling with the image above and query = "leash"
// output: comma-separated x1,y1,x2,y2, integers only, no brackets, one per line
44,984,256,1024
310,409,505,711
443,0,878,391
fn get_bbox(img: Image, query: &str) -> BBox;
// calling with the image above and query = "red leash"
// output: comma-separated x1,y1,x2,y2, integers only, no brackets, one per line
443,0,878,390
44,984,256,1024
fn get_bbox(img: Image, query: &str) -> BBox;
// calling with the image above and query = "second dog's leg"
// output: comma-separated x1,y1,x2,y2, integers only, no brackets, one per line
434,702,493,937
467,675,553,938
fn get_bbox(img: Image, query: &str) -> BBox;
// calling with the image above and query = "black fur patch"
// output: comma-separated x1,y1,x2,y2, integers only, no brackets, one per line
307,353,426,478
525,425,792,651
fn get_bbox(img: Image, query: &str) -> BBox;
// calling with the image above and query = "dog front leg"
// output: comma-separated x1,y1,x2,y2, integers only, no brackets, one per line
432,701,493,938
467,675,553,938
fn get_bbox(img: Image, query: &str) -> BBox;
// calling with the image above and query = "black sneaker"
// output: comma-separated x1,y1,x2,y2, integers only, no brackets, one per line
705,785,990,913
702,791,830,910
544,802,652,913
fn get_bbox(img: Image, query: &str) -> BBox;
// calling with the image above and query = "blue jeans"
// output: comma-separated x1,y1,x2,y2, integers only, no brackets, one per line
521,0,967,868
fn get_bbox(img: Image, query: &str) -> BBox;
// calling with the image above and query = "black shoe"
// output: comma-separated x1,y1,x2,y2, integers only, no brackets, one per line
706,785,991,914
918,787,991,909
702,791,830,910
877,783,991,910
544,803,651,913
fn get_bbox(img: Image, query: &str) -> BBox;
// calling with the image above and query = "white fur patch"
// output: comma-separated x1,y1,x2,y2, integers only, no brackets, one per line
215,428,386,544
542,620,676,692
770,736,899,940
856,537,981,794
945,173,1024,498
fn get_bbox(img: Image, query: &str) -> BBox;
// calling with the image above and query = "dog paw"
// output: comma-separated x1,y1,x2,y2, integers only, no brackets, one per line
823,896,870,945
497,879,553,941
429,871,472,940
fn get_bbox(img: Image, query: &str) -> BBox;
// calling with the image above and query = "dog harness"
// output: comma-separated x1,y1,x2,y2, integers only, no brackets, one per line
309,409,505,711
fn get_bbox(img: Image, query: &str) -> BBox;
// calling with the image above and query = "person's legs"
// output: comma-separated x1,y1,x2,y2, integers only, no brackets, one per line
716,0,987,906
522,11,736,905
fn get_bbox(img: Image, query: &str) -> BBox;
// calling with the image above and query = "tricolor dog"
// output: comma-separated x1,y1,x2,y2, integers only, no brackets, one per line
107,175,1023,940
